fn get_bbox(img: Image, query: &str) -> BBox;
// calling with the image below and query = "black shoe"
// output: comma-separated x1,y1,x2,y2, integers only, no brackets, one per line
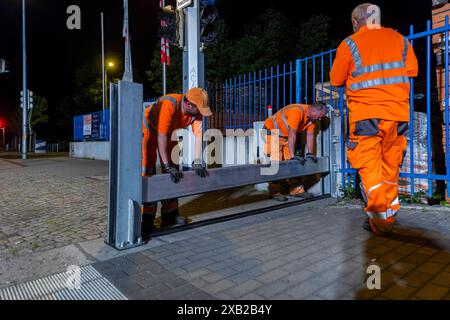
141,214,155,243
363,218,372,233
291,192,313,199
271,194,289,202
363,218,393,236
161,210,179,228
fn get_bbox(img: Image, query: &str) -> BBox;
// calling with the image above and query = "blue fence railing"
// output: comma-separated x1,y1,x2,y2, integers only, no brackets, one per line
204,50,342,131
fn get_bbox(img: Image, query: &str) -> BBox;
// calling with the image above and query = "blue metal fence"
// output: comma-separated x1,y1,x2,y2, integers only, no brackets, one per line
206,50,342,131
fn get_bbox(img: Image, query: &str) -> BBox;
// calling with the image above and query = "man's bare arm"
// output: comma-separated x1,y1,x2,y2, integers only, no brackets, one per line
288,128,297,158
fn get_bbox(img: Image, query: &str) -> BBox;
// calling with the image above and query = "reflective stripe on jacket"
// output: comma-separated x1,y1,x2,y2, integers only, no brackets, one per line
330,26,419,124
263,104,315,137
143,94,201,135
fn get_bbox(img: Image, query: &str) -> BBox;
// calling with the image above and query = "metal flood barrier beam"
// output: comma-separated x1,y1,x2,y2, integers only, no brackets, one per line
107,81,338,250
142,158,329,203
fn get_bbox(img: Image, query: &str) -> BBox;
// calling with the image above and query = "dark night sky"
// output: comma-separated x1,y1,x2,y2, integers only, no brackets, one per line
0,0,431,135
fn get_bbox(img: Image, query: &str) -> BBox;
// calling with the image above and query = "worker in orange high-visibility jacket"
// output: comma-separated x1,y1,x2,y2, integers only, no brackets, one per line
141,87,212,242
330,3,418,235
263,102,328,202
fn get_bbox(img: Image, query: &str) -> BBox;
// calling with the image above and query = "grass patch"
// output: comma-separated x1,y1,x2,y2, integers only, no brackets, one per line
62,228,77,236
7,247,18,255
44,219,57,225
399,191,447,205
31,243,41,251
341,180,363,200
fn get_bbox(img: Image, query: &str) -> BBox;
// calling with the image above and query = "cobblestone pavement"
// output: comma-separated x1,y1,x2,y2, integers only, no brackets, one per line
0,156,269,260
90,200,450,300
0,157,109,259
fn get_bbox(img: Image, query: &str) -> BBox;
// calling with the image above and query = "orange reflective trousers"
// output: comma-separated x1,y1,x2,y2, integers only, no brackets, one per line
347,119,408,235
263,134,304,197
142,132,179,219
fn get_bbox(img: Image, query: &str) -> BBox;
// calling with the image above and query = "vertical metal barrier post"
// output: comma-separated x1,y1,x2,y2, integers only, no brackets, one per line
107,81,143,250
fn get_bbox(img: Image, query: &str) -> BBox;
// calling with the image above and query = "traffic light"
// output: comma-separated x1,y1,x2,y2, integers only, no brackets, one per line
157,5,181,45
200,0,219,44
28,90,34,110
20,90,34,110
20,90,25,106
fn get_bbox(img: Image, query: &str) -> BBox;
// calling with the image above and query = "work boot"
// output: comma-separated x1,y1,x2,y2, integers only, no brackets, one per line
270,193,289,202
161,210,186,228
289,185,312,199
363,218,393,236
363,218,372,233
289,185,313,199
141,214,155,243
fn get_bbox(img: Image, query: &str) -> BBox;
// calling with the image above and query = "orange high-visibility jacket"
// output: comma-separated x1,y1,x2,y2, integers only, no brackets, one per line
143,94,202,136
264,104,316,137
330,26,419,124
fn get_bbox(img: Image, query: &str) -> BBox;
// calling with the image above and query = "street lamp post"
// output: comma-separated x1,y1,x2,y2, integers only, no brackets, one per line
22,0,27,160
101,12,105,115
105,62,114,109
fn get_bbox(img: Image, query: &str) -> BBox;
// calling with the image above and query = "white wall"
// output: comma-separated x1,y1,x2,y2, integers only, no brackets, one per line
70,141,110,161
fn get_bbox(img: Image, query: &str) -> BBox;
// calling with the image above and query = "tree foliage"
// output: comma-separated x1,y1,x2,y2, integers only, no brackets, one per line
30,95,50,132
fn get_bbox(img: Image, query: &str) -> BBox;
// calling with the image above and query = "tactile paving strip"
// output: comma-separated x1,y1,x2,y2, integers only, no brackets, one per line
0,265,127,300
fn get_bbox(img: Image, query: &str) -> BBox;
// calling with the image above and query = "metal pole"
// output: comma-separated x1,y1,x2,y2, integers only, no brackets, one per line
426,20,432,197
163,62,167,95
162,0,166,95
2,128,5,147
105,70,108,109
101,13,106,115
22,0,27,160
101,12,107,139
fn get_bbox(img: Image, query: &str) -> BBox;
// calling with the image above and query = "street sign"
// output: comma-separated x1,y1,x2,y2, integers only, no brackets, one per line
177,0,192,10
83,114,92,136
35,140,46,154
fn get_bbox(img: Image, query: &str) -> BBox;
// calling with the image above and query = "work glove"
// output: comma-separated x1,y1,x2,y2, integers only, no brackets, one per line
162,163,183,183
306,153,318,163
192,159,207,178
290,156,306,165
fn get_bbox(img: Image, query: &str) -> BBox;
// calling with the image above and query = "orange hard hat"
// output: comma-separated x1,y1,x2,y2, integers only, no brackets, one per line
186,87,212,117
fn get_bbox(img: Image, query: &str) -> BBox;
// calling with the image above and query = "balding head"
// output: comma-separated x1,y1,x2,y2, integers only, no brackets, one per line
351,3,381,32
307,102,328,121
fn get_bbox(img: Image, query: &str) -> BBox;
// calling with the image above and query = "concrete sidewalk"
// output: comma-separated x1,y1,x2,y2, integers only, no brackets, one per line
2,197,450,300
